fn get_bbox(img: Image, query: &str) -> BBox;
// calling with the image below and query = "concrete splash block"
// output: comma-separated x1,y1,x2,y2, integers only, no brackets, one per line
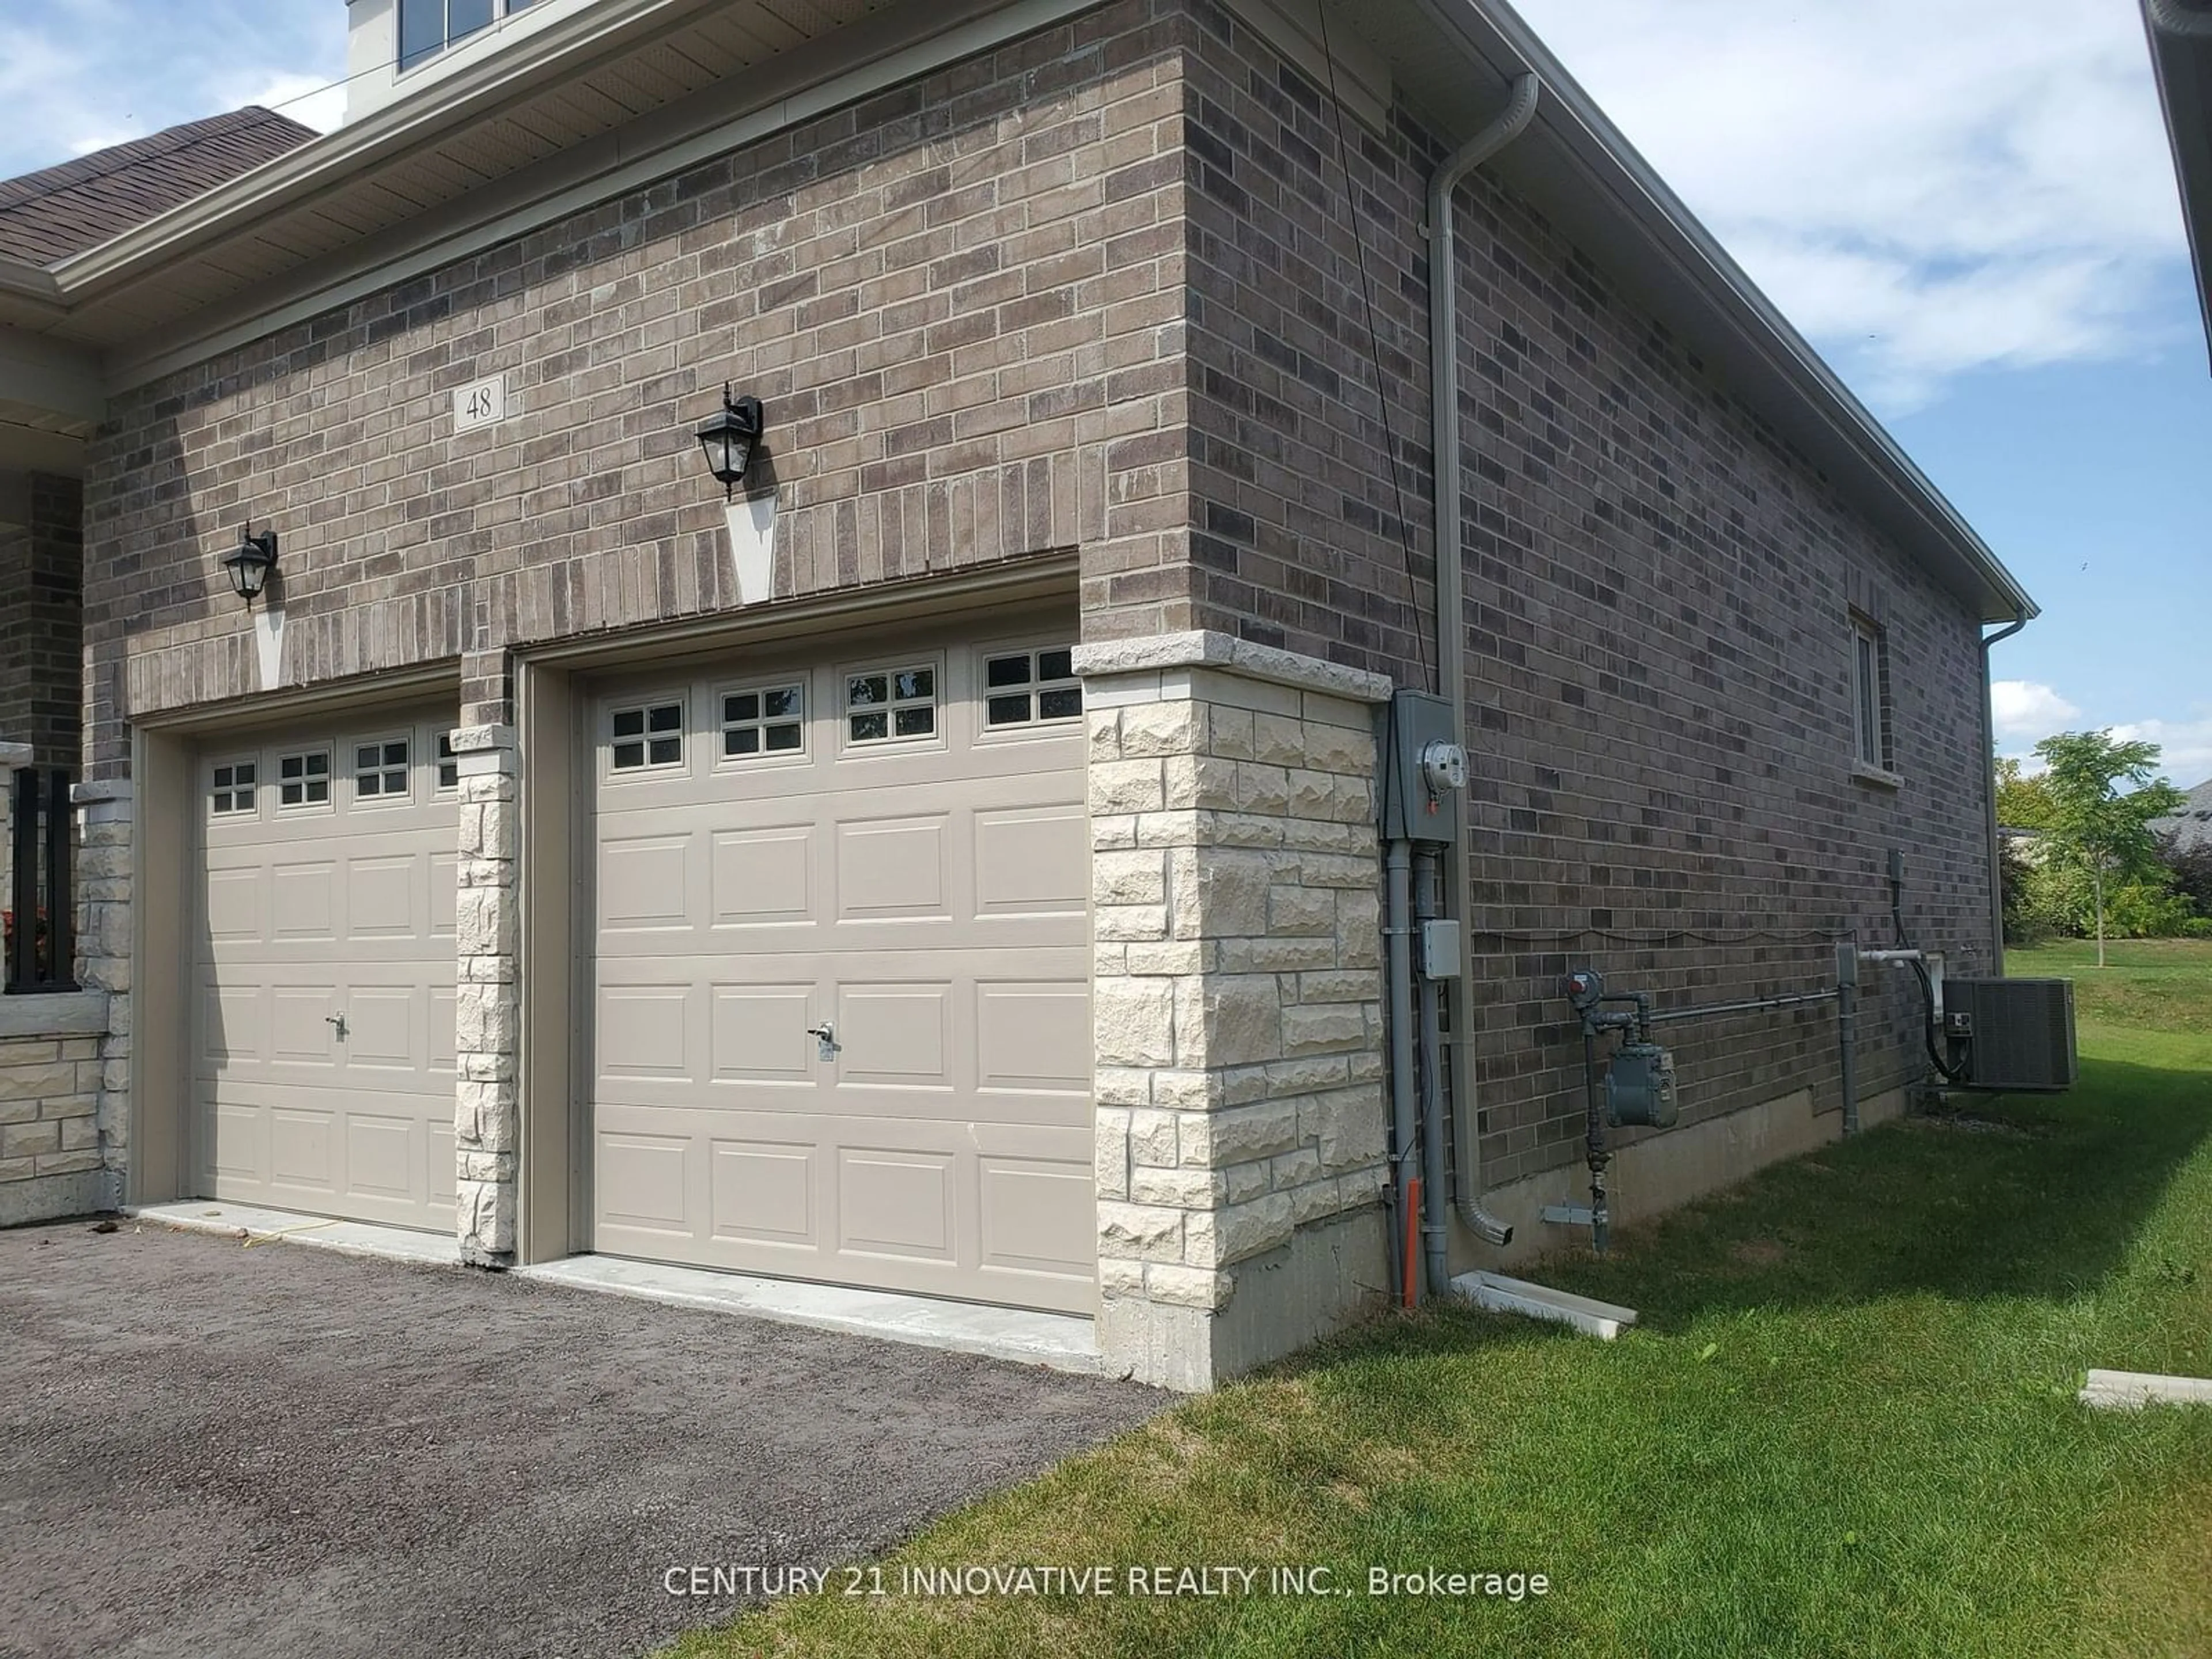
1451,1271,1638,1340
2079,1369,2212,1410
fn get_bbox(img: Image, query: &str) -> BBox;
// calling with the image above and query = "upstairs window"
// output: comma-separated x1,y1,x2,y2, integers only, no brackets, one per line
400,0,534,70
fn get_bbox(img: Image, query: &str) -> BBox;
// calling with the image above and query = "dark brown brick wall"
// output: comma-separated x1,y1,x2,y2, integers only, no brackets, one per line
0,472,85,772
1176,5,1998,1188
83,0,1201,766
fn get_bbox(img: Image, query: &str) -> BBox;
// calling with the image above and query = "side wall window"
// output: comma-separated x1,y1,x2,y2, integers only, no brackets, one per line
1851,616,1892,772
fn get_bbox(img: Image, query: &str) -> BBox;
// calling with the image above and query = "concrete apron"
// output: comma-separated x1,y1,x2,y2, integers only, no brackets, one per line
128,1200,1103,1374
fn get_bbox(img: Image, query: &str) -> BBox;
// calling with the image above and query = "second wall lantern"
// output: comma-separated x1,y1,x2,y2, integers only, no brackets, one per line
222,525,279,607
695,385,765,500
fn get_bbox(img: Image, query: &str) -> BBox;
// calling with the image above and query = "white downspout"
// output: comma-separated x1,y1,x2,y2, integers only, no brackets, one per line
1430,73,1539,1251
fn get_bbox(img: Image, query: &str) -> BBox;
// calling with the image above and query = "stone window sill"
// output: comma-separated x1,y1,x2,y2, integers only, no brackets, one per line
1850,761,1904,791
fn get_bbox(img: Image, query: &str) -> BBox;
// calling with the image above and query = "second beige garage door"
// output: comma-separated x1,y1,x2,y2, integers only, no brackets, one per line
590,620,1095,1313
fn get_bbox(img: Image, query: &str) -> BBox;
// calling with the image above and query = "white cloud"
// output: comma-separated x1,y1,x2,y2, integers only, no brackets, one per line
1987,682,2212,783
1990,680,2081,744
0,3,345,180
2109,716,2212,789
226,71,348,137
1511,0,2190,411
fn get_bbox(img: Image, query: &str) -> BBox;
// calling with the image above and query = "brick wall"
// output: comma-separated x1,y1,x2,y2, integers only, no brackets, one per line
1174,6,1997,1192
77,0,2004,1235
0,473,85,771
83,1,1203,768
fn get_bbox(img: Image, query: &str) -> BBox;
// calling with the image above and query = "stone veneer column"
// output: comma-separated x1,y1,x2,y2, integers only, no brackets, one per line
74,778,131,1207
449,725,518,1267
1074,632,1392,1392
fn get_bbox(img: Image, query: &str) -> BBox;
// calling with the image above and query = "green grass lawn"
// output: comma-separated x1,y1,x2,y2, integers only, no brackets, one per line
671,941,2212,1659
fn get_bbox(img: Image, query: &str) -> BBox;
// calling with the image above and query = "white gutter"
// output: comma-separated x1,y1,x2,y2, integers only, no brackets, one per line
1429,71,1539,1252
0,257,63,316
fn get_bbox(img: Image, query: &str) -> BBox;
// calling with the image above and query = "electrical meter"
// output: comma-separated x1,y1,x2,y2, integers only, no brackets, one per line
1420,740,1467,794
1384,690,1466,843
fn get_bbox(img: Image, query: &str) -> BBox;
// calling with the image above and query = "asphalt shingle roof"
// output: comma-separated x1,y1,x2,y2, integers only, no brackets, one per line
0,107,316,268
2154,778,2212,854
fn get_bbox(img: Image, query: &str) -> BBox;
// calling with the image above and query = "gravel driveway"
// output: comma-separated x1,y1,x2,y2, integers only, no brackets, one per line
0,1219,1162,1659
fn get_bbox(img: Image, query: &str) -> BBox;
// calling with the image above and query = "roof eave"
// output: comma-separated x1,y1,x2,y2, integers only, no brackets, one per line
45,0,721,296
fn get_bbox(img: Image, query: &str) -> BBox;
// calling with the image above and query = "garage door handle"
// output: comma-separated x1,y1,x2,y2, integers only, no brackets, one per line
325,1013,348,1041
805,1021,836,1059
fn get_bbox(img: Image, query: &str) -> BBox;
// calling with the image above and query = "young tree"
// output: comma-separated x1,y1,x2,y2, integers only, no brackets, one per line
2031,732,2186,967
1994,754,2056,829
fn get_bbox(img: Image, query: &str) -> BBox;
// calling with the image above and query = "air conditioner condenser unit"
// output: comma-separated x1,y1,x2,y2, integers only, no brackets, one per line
1942,978,2077,1092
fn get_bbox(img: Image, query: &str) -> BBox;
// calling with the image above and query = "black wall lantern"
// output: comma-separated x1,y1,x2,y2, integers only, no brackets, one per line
222,525,279,607
694,385,765,499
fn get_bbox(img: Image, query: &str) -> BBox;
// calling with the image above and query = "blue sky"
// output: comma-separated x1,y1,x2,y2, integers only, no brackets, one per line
4,0,2207,781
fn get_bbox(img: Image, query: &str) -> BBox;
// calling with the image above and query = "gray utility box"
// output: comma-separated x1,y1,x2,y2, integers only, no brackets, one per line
1944,978,2078,1092
1382,690,1463,844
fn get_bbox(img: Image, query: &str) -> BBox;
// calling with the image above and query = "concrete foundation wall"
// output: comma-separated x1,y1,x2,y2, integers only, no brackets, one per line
1463,1083,1913,1274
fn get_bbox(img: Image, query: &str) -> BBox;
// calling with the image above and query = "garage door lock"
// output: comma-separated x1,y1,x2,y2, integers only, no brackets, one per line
325,1013,349,1041
805,1021,837,1060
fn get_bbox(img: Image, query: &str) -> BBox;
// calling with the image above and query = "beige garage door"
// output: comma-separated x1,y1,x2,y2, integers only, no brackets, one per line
194,708,460,1231
590,620,1095,1313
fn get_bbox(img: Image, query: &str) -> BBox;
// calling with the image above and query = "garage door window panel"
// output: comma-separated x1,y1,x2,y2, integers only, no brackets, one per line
980,646,1082,733
278,751,332,810
435,733,461,793
844,663,938,746
610,699,686,774
353,736,414,805
719,682,806,762
210,760,259,817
